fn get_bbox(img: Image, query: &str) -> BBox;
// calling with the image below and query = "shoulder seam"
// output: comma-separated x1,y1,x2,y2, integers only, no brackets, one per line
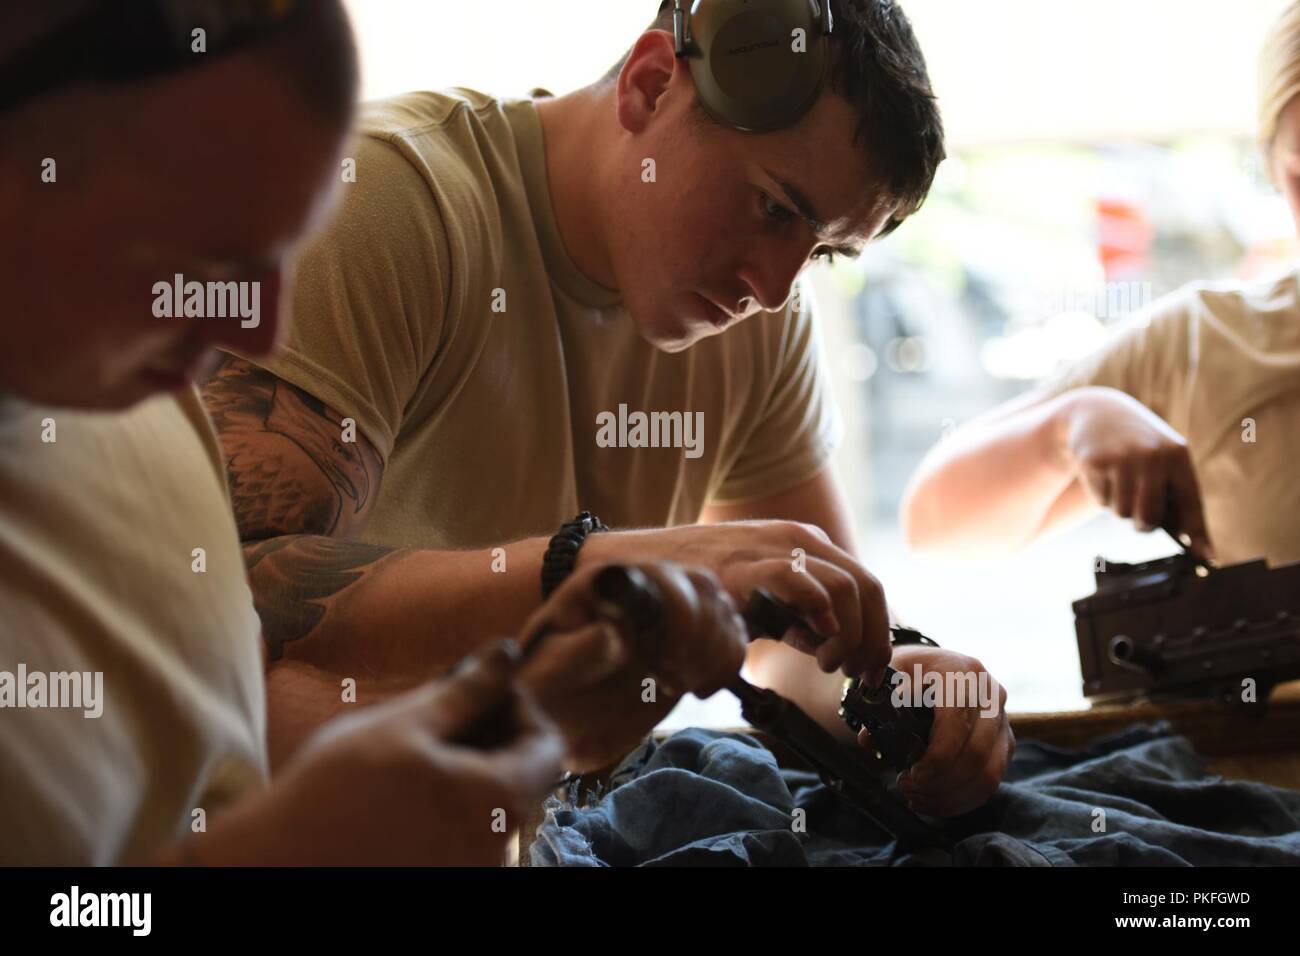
364,94,512,145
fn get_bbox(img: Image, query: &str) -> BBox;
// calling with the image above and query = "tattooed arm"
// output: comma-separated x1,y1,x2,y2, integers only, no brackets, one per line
200,354,383,541
202,356,553,759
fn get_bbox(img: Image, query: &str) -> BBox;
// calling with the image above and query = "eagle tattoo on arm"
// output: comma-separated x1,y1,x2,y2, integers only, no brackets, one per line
202,355,381,540
201,355,393,658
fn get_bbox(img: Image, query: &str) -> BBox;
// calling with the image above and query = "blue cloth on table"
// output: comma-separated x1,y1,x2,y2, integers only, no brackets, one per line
529,725,1300,866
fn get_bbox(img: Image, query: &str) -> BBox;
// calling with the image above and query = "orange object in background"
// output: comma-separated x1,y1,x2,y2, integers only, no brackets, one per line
1096,196,1154,280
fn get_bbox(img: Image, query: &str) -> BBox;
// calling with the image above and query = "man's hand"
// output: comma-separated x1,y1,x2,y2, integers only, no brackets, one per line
882,645,1014,818
187,642,564,866
517,562,748,772
578,522,890,685
1060,387,1214,559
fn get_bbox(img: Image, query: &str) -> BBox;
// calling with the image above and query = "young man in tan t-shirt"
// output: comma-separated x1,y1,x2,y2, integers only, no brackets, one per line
205,1,1014,819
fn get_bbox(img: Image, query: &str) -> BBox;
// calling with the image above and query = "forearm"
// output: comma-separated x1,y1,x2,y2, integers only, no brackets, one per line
205,358,555,677
151,795,286,866
900,389,1087,557
246,533,550,682
152,778,359,867
264,659,412,770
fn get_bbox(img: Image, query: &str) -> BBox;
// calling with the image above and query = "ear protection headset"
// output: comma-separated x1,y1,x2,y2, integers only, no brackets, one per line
668,0,834,132
0,0,302,112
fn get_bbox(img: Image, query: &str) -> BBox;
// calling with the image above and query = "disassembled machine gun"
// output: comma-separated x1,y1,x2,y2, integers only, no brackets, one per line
1074,551,1300,707
590,566,950,850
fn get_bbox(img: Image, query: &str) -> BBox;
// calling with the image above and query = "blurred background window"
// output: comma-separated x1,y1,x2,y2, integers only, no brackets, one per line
343,0,1297,720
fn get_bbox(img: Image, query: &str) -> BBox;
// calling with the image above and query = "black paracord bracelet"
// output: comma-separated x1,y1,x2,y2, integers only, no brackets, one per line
889,625,940,648
540,511,609,598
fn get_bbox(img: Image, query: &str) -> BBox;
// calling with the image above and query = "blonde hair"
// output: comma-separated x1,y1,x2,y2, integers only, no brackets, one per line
1259,1,1300,143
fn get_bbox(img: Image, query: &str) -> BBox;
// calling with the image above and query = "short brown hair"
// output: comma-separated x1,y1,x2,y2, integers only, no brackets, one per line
605,1,945,237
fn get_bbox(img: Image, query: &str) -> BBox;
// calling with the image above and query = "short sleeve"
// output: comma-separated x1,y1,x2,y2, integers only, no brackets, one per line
1035,287,1195,428
711,295,845,504
249,134,451,461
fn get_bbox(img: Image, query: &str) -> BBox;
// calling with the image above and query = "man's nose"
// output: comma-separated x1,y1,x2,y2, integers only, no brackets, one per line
736,244,809,313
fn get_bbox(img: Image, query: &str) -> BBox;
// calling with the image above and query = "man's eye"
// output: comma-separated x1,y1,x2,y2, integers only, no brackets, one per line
761,193,795,224
812,247,838,266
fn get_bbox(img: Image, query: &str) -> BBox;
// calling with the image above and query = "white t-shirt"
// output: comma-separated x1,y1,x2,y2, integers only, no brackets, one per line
0,387,267,864
1042,268,1300,566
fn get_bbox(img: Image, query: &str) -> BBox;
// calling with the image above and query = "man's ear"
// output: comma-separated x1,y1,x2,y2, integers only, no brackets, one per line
615,29,683,135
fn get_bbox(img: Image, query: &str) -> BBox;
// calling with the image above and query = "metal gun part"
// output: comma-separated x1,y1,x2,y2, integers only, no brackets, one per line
522,567,951,850
743,588,937,770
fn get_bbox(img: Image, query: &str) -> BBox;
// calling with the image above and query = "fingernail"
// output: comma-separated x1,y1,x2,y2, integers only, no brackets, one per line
598,622,625,666
447,650,480,677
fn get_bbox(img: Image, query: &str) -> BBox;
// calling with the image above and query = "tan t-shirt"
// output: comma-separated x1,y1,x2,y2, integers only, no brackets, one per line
0,388,267,865
254,88,842,551
1040,268,1300,567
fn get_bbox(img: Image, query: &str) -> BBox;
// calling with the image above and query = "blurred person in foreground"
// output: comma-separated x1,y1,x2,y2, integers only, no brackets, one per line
0,0,746,865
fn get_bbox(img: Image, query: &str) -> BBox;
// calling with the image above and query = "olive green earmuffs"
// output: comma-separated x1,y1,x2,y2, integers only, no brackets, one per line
668,0,834,132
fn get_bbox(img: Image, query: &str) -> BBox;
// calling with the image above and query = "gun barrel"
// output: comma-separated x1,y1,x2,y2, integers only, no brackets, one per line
580,574,951,850
1077,554,1300,702
1108,634,1166,675
730,677,950,850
